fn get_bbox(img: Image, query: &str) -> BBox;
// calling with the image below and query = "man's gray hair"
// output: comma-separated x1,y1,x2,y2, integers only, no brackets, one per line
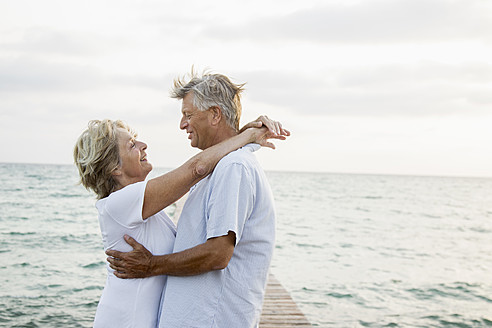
171,71,245,131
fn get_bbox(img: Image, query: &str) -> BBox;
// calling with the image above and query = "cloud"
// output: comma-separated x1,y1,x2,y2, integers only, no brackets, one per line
0,55,176,94
0,57,104,92
203,0,492,44
110,73,176,92
240,61,492,117
0,26,126,57
336,62,492,87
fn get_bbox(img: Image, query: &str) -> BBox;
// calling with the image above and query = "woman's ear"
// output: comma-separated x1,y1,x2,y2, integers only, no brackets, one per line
111,167,122,177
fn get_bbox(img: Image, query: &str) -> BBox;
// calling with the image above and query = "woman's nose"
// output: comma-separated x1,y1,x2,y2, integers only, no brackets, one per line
138,141,147,150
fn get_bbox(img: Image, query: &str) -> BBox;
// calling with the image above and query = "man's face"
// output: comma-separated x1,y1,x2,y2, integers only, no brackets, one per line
179,93,214,150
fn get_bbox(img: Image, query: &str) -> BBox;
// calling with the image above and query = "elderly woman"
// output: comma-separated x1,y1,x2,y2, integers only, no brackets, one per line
74,118,285,327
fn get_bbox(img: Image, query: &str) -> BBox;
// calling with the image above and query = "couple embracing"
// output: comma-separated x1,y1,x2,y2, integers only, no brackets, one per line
73,71,290,328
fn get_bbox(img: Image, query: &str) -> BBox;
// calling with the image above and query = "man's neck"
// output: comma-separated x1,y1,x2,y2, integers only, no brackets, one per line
207,127,239,149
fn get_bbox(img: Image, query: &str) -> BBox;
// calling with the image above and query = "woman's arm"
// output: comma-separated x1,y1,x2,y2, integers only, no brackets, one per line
141,127,286,219
239,115,290,137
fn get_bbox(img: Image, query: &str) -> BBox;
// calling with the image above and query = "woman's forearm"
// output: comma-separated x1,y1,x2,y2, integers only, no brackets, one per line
192,130,256,177
142,129,257,219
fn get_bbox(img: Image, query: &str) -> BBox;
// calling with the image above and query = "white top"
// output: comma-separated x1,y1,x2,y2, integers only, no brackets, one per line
93,180,176,328
159,144,276,328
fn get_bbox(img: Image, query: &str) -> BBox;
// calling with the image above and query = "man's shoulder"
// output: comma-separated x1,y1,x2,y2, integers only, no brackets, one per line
210,144,262,179
218,143,260,166
213,145,259,176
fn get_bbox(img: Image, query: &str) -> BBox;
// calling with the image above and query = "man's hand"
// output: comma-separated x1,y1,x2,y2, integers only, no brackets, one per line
105,235,154,279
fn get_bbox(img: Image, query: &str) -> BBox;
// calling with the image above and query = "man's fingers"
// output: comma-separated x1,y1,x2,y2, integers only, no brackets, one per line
108,261,131,279
105,249,123,258
107,256,115,265
107,256,120,267
124,234,141,249
113,271,130,279
108,261,118,271
106,235,142,259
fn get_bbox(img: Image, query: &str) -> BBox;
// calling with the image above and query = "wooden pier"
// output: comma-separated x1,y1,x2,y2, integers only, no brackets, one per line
260,274,312,327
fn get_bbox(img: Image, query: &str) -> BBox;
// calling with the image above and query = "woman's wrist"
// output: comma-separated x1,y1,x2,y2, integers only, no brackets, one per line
246,128,258,144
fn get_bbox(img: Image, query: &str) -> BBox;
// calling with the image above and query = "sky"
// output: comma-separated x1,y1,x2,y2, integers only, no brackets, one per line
1,0,491,177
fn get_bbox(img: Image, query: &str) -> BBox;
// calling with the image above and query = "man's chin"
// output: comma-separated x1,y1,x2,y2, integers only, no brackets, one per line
190,140,199,148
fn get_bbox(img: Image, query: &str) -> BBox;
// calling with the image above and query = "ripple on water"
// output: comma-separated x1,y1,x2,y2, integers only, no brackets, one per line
4,231,36,236
482,318,492,325
71,285,103,293
82,261,105,269
327,292,354,299
438,314,475,328
35,313,88,327
49,192,84,198
295,242,323,249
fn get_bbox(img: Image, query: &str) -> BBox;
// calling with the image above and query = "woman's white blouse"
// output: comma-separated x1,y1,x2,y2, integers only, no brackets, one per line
93,180,176,328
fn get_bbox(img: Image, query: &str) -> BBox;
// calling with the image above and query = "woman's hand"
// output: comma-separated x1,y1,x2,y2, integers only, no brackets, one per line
248,126,288,149
240,115,291,137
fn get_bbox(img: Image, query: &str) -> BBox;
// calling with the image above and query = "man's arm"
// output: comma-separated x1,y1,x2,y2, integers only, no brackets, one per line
106,231,236,278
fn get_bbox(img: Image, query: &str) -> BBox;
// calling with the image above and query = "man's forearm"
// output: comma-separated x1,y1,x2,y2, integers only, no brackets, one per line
149,232,235,277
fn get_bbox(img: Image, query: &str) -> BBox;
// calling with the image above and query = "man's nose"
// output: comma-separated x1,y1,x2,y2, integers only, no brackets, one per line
180,117,187,130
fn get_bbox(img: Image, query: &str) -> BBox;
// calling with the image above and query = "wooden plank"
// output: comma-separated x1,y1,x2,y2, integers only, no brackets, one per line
260,275,312,327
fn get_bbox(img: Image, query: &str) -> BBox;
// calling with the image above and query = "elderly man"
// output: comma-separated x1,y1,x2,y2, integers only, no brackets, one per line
106,72,289,327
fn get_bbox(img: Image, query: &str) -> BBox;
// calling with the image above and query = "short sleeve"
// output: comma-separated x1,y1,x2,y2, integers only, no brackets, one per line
102,180,147,228
206,163,254,245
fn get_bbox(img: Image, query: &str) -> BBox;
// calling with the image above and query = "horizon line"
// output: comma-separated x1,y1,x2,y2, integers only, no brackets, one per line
1,161,491,180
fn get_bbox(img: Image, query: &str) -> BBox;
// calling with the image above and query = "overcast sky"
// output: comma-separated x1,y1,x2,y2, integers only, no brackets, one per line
1,0,491,177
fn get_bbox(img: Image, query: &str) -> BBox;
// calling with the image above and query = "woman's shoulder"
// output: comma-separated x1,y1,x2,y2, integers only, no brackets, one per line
104,181,148,204
96,180,149,226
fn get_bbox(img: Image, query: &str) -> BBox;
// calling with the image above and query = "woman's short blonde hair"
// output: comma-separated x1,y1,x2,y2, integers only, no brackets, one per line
73,119,135,199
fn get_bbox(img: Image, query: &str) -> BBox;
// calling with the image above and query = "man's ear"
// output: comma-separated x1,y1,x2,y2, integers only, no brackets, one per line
209,106,222,126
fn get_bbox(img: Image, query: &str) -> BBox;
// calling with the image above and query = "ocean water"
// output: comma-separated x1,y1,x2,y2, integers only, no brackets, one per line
1,163,491,327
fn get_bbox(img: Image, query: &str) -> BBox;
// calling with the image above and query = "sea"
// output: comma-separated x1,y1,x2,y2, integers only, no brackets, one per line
0,162,491,327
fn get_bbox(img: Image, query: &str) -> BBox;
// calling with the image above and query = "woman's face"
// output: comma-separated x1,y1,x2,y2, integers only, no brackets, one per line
114,128,152,186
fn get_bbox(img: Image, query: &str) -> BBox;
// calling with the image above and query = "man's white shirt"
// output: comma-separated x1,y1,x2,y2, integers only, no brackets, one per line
158,144,276,328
